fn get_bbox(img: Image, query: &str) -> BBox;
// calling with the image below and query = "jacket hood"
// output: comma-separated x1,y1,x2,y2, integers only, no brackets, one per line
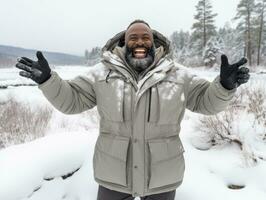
101,29,173,81
102,29,172,59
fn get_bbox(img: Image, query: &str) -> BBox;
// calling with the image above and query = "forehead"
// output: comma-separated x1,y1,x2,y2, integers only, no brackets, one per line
126,23,152,37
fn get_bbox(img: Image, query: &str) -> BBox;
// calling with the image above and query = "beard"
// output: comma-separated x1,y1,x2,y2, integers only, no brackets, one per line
125,44,155,73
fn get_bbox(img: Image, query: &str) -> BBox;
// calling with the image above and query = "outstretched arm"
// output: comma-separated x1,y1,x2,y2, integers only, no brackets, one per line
16,51,96,114
186,55,250,115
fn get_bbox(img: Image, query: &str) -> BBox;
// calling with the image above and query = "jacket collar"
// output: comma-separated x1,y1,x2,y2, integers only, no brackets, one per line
102,49,175,91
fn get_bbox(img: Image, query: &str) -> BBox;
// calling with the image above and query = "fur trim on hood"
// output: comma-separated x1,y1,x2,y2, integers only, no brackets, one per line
102,29,172,59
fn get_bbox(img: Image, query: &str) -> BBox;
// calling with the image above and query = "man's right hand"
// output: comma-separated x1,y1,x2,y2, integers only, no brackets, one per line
15,51,51,84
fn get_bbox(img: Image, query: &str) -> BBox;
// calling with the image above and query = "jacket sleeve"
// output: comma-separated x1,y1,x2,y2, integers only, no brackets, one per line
185,74,236,115
38,71,96,114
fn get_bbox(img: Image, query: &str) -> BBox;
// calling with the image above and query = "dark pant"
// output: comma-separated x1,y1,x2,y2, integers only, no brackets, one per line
96,185,176,200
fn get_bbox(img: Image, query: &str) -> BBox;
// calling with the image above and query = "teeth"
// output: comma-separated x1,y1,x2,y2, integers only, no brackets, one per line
133,48,147,58
134,48,146,53
135,50,145,53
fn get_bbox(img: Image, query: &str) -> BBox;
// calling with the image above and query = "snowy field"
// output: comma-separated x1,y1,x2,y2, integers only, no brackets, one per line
0,66,266,200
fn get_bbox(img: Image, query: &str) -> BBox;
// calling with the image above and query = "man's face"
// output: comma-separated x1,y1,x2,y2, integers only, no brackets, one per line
125,23,155,72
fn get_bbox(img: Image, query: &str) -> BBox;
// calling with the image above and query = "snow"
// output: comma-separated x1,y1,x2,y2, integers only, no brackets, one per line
160,82,179,100
181,92,185,102
0,66,266,200
112,79,124,113
179,112,266,200
0,132,96,200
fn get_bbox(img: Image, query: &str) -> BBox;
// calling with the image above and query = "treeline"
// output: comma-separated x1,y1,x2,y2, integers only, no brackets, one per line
171,0,266,68
84,0,266,68
84,47,101,66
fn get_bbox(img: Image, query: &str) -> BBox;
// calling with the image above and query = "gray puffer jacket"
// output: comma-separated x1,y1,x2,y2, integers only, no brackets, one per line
38,29,236,197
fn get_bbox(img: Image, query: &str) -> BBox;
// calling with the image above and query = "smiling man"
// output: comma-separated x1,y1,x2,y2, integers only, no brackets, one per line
15,19,250,200
125,21,155,74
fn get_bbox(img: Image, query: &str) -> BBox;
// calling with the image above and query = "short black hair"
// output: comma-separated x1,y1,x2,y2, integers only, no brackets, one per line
127,19,150,30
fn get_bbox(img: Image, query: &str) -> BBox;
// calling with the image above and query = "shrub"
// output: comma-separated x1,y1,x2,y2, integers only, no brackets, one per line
194,85,266,166
0,97,52,148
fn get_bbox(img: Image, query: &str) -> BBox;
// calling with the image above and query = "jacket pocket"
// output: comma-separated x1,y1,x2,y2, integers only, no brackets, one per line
156,77,185,124
93,133,130,187
147,135,185,189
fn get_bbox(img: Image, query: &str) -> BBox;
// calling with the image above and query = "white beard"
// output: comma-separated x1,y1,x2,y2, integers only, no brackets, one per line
125,46,155,73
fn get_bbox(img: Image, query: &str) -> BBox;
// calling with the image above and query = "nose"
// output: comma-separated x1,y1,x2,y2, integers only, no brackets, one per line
136,38,144,46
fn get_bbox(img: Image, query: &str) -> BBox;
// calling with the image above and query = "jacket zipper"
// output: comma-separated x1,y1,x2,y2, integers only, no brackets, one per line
147,88,152,122
131,84,134,189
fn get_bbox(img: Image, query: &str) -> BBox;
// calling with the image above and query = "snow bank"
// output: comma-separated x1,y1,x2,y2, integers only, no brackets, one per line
0,132,98,200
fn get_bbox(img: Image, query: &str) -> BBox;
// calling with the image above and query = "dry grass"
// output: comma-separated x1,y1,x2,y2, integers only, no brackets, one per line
0,97,53,148
195,85,266,165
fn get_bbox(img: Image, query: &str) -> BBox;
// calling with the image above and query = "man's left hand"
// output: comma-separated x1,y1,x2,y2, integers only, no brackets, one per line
220,54,250,90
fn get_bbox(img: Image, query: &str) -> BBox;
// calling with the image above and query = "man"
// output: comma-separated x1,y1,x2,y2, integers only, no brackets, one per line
15,20,250,200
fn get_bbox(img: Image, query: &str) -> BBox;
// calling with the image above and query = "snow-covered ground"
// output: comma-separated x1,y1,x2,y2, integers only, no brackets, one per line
0,66,265,200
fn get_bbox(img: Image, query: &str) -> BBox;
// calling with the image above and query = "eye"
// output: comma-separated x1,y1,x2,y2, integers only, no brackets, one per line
143,36,150,41
129,36,137,41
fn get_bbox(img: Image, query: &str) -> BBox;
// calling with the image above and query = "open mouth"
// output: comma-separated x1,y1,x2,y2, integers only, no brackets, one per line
133,48,147,59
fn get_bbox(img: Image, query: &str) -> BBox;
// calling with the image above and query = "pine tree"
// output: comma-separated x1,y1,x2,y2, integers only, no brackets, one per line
170,30,190,50
217,23,244,63
234,0,256,66
254,0,266,65
170,30,190,64
85,49,89,61
85,47,101,66
191,0,217,57
203,37,222,68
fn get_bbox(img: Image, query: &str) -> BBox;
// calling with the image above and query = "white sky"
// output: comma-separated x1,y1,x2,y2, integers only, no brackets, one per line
0,0,239,56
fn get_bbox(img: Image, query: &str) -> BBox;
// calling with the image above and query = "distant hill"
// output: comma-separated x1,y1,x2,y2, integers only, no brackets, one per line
0,45,86,68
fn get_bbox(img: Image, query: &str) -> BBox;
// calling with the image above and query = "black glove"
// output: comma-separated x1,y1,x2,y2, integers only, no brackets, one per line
220,54,250,90
15,51,51,84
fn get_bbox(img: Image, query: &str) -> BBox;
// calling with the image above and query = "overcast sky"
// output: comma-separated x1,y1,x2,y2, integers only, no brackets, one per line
0,0,240,56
